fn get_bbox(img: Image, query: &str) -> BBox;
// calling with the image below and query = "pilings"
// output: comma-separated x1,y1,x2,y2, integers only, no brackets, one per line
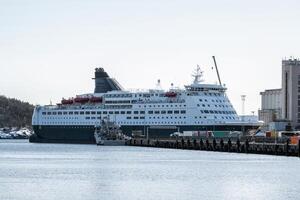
126,138,300,157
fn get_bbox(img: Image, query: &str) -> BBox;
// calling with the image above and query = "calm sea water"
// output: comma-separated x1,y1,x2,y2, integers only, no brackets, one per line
0,140,299,200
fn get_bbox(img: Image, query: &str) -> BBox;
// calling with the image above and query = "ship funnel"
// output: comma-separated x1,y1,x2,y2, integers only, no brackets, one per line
93,68,123,93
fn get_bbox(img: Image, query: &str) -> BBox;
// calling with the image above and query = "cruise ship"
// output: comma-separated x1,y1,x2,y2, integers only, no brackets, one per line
31,64,260,143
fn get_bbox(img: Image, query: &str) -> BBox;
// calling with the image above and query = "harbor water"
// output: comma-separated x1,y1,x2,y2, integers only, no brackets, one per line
0,140,300,200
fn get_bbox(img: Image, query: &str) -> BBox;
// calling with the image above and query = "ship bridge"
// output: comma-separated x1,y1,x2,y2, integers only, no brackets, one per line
185,83,226,92
185,65,226,92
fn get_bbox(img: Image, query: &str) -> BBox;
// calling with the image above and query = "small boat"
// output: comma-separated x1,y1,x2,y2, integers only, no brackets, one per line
74,97,90,103
94,117,130,146
61,99,73,105
165,91,177,98
90,96,103,103
94,126,104,145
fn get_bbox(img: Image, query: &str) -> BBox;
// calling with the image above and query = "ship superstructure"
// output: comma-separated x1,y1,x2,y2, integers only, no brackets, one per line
31,66,259,143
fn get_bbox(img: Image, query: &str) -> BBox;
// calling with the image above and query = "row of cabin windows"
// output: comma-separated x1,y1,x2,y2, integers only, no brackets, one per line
200,110,236,115
135,104,187,108
126,116,145,120
118,121,187,125
197,104,232,108
147,104,186,108
195,116,235,120
188,90,222,95
149,116,186,119
45,116,188,121
105,92,222,98
42,110,146,115
105,94,132,98
132,93,165,97
85,117,101,120
199,99,226,103
148,110,186,114
42,110,186,116
105,93,180,98
203,92,221,96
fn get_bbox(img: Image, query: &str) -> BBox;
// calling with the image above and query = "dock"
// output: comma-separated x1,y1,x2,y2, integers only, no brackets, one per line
126,138,300,157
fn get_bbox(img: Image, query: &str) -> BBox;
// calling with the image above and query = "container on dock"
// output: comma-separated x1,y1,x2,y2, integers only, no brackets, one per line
290,136,300,145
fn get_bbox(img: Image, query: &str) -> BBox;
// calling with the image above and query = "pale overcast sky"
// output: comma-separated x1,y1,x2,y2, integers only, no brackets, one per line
1,0,299,115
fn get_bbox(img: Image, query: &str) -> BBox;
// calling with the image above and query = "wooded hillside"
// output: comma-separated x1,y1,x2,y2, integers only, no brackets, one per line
0,95,34,127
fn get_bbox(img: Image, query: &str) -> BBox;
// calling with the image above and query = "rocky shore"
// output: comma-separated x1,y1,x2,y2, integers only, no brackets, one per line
0,128,33,139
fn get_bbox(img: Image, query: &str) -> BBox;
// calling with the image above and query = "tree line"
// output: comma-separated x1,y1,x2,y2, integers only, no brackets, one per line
0,95,34,128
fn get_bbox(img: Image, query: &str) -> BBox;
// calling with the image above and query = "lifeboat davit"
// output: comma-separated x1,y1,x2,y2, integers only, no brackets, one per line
74,97,90,103
61,99,74,105
165,92,177,98
90,96,103,103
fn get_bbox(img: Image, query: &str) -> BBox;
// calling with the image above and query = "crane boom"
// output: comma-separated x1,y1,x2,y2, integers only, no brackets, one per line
212,56,222,86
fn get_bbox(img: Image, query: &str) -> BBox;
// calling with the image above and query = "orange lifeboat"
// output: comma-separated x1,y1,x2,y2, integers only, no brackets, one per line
165,92,177,98
61,99,73,105
90,96,103,103
74,97,90,103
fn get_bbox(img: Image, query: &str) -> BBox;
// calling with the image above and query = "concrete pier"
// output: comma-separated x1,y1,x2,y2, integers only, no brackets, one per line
126,138,300,157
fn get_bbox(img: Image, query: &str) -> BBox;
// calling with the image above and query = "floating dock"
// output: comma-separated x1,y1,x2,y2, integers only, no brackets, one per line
126,138,300,157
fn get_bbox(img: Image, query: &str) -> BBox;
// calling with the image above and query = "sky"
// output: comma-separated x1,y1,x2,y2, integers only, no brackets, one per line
1,0,300,115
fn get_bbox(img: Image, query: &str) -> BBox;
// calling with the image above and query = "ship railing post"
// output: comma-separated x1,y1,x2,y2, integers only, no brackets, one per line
146,127,149,140
220,138,224,151
228,138,232,152
212,138,216,151
286,139,290,156
200,138,204,150
236,139,240,153
193,139,197,150
245,139,249,154
298,138,300,158
205,139,209,151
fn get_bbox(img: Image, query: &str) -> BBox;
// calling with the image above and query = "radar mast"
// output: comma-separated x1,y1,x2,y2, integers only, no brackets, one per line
192,65,204,84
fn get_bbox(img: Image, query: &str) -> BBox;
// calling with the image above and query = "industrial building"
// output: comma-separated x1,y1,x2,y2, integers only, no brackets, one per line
258,89,282,124
259,58,300,130
281,59,300,128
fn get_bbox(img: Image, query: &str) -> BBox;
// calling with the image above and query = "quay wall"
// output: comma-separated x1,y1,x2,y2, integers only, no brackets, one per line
126,138,300,157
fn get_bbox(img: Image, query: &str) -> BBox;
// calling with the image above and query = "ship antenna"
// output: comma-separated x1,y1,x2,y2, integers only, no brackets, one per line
156,79,162,90
212,56,222,86
192,65,204,84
